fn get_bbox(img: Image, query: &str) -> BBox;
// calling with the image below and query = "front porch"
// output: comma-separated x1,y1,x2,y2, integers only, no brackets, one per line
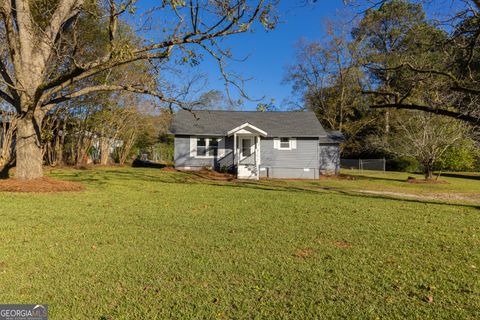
227,123,267,180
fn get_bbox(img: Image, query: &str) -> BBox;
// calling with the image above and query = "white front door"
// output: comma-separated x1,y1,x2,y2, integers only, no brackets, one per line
238,136,258,179
240,137,254,160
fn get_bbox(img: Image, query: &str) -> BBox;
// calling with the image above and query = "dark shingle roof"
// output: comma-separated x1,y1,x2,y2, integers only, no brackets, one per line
170,110,328,137
320,131,345,144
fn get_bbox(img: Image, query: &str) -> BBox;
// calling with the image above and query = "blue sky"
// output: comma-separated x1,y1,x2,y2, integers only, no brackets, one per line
132,0,462,110
133,0,346,110
199,0,346,110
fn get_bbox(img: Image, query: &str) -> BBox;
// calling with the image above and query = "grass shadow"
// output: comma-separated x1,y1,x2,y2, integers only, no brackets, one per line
348,174,407,183
217,179,480,210
57,168,191,187
440,173,480,181
53,168,480,211
165,171,480,210
178,172,480,211
131,159,167,169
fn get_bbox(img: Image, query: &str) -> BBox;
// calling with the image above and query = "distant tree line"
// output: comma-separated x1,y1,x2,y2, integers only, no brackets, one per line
1,91,173,168
285,0,480,179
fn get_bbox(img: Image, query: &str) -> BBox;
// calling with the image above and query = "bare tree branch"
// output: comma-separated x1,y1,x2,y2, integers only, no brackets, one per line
370,103,480,125
0,88,15,105
44,84,182,107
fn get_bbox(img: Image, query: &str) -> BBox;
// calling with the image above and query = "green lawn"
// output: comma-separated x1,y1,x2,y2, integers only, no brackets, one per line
0,168,478,319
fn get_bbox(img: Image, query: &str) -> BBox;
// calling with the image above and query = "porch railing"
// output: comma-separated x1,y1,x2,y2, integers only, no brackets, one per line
239,151,257,165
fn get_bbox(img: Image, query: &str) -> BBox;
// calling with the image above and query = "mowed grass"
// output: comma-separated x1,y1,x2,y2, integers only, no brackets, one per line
287,169,480,198
0,168,478,319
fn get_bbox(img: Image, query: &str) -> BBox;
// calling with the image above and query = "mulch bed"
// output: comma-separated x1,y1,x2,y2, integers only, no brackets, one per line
0,177,84,193
407,177,449,184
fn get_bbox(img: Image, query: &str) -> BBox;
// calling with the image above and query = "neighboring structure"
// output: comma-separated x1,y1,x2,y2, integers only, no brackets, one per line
170,110,344,180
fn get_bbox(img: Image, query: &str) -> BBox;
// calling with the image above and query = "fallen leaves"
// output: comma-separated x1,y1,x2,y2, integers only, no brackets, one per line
0,177,84,192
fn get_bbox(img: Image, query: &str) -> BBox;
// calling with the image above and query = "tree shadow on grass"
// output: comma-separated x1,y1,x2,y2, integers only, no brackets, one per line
346,174,408,183
168,171,480,210
348,171,480,183
61,168,480,211
440,173,480,181
216,179,480,210
131,159,167,169
58,168,191,187
182,173,473,211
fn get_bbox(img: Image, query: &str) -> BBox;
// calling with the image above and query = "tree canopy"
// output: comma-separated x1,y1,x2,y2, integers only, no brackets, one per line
285,0,479,176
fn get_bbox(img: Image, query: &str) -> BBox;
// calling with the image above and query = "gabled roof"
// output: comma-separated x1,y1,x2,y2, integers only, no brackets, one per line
170,110,328,137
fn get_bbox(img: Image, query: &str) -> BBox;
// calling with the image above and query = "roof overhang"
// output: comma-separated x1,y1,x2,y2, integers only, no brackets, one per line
227,123,268,137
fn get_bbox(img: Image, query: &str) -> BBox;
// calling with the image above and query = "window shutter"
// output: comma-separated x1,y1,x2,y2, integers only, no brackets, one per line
273,138,280,149
190,136,196,157
291,138,297,149
218,137,226,157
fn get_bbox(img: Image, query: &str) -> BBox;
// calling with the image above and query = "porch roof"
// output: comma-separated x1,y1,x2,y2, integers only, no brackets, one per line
227,123,267,137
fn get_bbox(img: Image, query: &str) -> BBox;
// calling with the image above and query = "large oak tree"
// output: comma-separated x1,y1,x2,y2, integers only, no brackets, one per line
0,0,274,180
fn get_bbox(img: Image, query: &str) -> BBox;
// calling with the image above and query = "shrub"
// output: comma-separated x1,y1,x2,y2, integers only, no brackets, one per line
435,139,480,171
387,156,420,172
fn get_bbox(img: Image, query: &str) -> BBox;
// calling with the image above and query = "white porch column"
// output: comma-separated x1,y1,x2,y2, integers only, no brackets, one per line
233,132,237,168
256,135,261,177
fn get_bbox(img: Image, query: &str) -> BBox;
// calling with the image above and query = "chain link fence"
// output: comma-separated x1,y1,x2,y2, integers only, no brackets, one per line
341,158,386,172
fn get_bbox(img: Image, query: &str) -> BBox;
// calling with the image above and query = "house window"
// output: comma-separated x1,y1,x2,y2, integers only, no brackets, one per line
195,137,220,158
241,138,253,158
209,138,219,157
279,137,290,149
196,138,207,157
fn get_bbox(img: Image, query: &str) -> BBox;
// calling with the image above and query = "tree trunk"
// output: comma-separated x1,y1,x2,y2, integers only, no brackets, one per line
119,131,136,165
15,114,44,180
75,135,92,165
57,121,67,165
424,162,433,180
55,136,62,165
0,116,17,167
385,110,390,134
99,136,110,165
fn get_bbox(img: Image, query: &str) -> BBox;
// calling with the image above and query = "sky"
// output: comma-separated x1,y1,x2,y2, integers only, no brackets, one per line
131,0,464,111
197,0,347,110
132,0,346,110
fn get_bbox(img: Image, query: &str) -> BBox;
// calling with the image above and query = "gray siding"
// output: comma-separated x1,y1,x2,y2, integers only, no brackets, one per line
174,135,235,170
175,135,340,179
260,138,319,179
259,167,316,179
218,136,234,171
319,144,340,175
